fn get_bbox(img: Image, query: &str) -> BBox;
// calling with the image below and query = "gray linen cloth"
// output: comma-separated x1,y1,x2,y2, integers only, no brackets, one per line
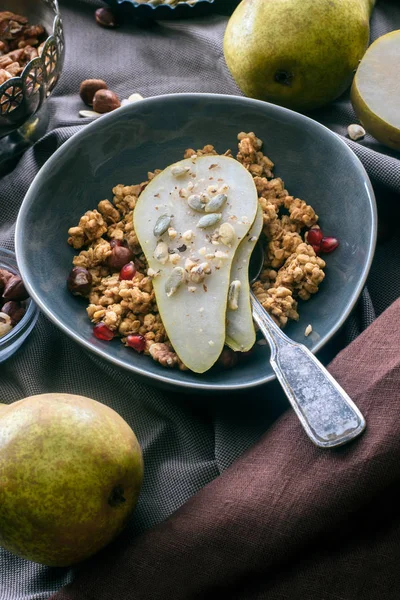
1,0,399,598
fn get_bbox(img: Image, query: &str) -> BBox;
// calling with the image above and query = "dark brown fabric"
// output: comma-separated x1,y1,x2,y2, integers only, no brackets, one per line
51,298,400,600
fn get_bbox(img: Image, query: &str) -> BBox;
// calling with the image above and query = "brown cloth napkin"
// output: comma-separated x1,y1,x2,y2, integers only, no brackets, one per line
51,298,400,600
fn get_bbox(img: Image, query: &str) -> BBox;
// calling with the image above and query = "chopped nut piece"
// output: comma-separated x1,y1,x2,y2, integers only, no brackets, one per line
305,324,313,337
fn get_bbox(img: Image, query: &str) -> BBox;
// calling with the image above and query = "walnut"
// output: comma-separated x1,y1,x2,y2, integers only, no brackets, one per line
148,342,185,369
73,238,112,269
68,210,107,249
97,200,120,224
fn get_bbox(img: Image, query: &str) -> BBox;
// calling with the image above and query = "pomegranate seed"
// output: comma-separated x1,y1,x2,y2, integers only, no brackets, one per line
110,239,122,248
119,262,136,280
126,334,146,353
311,244,321,255
306,227,323,247
93,322,114,341
320,236,339,253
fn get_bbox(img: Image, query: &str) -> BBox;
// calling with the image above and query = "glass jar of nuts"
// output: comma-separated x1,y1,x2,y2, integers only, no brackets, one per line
0,248,39,362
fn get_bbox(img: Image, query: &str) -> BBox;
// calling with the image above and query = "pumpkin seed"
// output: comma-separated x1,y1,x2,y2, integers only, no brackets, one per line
205,193,227,213
188,194,206,213
79,110,101,119
154,241,169,264
197,213,222,229
153,214,172,237
165,267,185,297
218,222,235,246
171,164,191,178
228,280,241,311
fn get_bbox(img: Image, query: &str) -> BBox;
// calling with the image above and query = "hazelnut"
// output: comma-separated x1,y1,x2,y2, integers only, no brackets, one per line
107,246,133,270
1,301,26,325
80,79,108,106
67,267,93,297
2,275,29,301
95,8,119,29
93,89,121,114
0,268,13,294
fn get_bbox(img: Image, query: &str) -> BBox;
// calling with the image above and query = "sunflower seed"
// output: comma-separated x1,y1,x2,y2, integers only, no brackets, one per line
189,262,211,283
168,227,177,240
197,213,222,229
182,229,194,241
165,267,185,297
218,222,235,246
228,280,241,311
153,214,172,237
205,193,227,213
171,164,191,178
153,241,169,264
188,194,206,213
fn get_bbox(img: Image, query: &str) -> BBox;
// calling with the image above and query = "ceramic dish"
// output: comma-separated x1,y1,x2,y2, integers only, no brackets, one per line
0,248,39,362
15,94,377,391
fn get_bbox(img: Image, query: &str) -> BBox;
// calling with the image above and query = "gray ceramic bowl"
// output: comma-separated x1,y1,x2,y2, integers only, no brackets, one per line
15,94,377,391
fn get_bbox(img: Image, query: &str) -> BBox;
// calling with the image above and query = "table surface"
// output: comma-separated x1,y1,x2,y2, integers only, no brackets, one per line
0,0,400,598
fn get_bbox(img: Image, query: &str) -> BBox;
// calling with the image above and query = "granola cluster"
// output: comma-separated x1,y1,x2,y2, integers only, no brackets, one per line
67,133,326,367
0,11,46,88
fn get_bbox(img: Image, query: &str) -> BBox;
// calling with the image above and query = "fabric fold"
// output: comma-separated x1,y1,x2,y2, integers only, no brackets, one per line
51,299,400,600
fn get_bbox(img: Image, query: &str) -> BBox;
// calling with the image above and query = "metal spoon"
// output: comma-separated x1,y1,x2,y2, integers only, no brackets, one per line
249,242,366,448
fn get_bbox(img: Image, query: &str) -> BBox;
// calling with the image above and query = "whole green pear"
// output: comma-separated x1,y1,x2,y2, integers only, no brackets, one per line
0,394,143,566
224,0,376,111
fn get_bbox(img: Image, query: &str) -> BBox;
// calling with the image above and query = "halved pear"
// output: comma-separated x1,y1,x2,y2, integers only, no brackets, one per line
351,29,400,151
134,155,258,373
226,205,263,352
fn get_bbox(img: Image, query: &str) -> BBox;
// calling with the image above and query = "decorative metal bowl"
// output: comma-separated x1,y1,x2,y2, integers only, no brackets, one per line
0,0,64,140
106,0,215,21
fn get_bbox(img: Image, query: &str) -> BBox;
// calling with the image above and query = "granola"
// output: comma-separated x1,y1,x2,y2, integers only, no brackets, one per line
67,132,330,369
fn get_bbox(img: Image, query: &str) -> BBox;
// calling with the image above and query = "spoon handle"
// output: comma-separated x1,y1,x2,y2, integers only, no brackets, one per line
251,292,366,448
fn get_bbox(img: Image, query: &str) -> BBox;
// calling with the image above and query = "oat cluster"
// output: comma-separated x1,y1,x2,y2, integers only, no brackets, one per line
67,133,325,368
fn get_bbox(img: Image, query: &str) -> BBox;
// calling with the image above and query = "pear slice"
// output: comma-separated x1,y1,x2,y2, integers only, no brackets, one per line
351,29,400,151
226,205,263,352
134,155,258,373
